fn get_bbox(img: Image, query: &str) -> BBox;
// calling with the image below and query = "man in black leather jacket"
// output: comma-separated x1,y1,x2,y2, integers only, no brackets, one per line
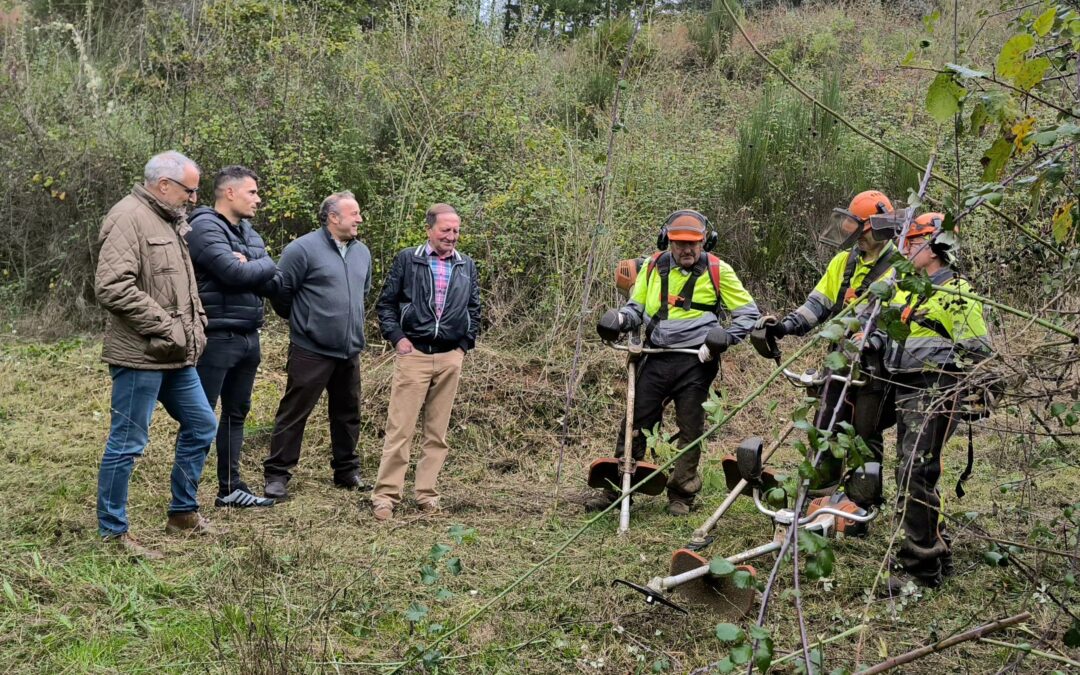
371,203,481,521
186,166,277,508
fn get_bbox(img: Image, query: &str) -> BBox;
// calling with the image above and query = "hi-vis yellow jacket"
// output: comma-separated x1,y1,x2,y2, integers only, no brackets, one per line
619,251,759,349
785,243,898,335
887,268,991,373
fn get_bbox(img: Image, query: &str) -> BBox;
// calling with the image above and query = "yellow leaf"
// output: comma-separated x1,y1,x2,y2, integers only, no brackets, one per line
1053,200,1075,244
1012,116,1036,152
1033,6,1056,37
58,191,66,201
878,637,889,659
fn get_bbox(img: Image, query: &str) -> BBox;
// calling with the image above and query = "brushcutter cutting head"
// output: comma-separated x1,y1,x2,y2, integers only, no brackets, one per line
844,462,883,508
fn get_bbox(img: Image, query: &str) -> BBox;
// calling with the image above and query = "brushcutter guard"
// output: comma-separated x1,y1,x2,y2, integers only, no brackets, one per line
668,549,756,620
586,457,668,496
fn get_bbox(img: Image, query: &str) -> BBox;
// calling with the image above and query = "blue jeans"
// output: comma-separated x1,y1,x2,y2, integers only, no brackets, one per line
97,366,217,537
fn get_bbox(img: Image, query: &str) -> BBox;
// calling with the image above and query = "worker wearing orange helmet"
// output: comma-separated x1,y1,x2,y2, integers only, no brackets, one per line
884,212,992,592
755,190,900,493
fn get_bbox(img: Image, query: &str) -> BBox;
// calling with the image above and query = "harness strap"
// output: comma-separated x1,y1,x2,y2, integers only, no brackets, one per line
956,422,974,499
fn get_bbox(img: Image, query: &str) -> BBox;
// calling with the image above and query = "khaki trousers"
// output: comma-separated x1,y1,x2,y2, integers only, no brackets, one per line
372,349,464,508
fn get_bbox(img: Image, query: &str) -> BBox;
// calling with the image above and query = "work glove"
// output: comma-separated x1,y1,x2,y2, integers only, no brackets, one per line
755,315,790,340
704,326,732,357
596,309,625,342
697,343,714,363
854,331,885,355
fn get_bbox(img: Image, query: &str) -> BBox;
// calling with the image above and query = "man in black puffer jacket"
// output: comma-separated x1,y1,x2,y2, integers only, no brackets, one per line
186,166,277,508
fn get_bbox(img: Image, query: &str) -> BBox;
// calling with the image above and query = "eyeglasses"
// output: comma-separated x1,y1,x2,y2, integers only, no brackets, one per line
164,177,199,196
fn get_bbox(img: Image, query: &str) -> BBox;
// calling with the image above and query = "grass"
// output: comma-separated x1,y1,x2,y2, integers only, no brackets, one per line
0,322,1077,674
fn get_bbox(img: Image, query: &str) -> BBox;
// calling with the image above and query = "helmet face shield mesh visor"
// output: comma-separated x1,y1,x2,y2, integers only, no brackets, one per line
868,208,913,242
819,209,862,249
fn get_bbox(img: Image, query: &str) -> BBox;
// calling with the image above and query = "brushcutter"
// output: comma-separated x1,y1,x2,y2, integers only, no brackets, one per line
588,334,701,534
615,299,886,615
613,454,882,618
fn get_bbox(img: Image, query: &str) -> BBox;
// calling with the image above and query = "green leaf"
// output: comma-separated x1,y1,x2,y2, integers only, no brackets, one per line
945,63,988,79
716,656,735,673
926,73,965,123
405,602,429,623
754,636,775,673
710,558,736,577
983,550,1008,567
996,33,1035,79
869,279,895,300
429,543,452,561
1032,128,1059,146
730,643,753,665
732,569,754,589
1052,402,1068,417
420,564,439,585
819,322,845,342
435,588,454,601
714,623,743,642
445,557,463,576
1052,201,1075,244
1033,6,1056,37
748,624,770,641
824,351,848,371
448,524,476,544
804,547,835,580
981,137,1014,181
1064,619,1080,648
1013,57,1050,91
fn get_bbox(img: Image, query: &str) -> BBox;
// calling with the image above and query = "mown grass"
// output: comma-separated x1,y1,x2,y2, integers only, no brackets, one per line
0,323,1077,674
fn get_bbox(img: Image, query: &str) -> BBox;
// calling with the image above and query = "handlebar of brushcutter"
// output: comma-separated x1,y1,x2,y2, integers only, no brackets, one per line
603,340,701,356
782,368,867,389
751,489,878,526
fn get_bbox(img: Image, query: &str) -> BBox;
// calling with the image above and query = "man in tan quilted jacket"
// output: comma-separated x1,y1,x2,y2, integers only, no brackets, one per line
94,150,218,560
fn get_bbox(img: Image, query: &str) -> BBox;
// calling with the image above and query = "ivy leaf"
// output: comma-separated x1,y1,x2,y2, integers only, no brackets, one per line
1013,57,1050,92
926,72,965,122
405,602,429,623
429,543,452,561
1052,201,1075,244
710,558,736,577
945,63,988,79
996,33,1035,80
980,137,1014,181
1033,6,1056,37
715,623,743,642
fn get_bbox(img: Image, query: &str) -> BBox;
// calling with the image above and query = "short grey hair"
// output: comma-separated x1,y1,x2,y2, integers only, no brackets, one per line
425,203,457,228
144,151,199,185
318,190,356,226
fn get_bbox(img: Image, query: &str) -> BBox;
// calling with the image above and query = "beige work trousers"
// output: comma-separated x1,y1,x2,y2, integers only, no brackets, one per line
372,348,464,508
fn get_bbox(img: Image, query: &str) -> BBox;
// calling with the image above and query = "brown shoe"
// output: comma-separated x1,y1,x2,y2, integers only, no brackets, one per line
165,512,218,535
667,501,691,516
417,499,440,514
104,533,164,561
373,504,394,522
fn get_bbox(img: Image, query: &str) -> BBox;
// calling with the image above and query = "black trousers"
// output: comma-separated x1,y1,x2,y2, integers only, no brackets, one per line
613,352,720,504
197,330,261,496
812,352,894,491
894,373,960,584
263,344,361,484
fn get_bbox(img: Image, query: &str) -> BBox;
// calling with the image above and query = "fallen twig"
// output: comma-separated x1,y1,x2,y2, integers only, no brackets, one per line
857,612,1030,674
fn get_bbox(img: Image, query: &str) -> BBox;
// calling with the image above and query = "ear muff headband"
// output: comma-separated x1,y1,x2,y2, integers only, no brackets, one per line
657,210,719,252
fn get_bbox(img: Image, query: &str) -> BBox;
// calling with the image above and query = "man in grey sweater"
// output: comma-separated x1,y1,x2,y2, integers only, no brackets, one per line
262,191,372,499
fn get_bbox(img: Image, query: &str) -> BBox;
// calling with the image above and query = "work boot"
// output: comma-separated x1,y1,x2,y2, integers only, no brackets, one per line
165,512,218,535
667,500,691,517
877,560,941,598
264,480,288,500
372,503,393,522
417,498,440,514
334,474,372,491
104,533,164,561
583,492,618,513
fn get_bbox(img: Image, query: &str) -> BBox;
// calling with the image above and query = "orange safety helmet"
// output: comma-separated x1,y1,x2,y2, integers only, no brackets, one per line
905,212,944,240
901,211,957,262
838,190,895,232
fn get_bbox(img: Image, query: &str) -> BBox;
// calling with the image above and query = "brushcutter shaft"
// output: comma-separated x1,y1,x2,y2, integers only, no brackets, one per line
604,340,699,356
688,422,795,547
649,540,783,593
618,354,637,535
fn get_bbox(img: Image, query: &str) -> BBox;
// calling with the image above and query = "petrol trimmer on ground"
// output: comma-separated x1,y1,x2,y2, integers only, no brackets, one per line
587,333,701,535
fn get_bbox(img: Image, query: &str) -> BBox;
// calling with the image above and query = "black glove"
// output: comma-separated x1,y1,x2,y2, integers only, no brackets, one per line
597,309,624,342
755,315,791,340
704,326,732,357
860,331,885,355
